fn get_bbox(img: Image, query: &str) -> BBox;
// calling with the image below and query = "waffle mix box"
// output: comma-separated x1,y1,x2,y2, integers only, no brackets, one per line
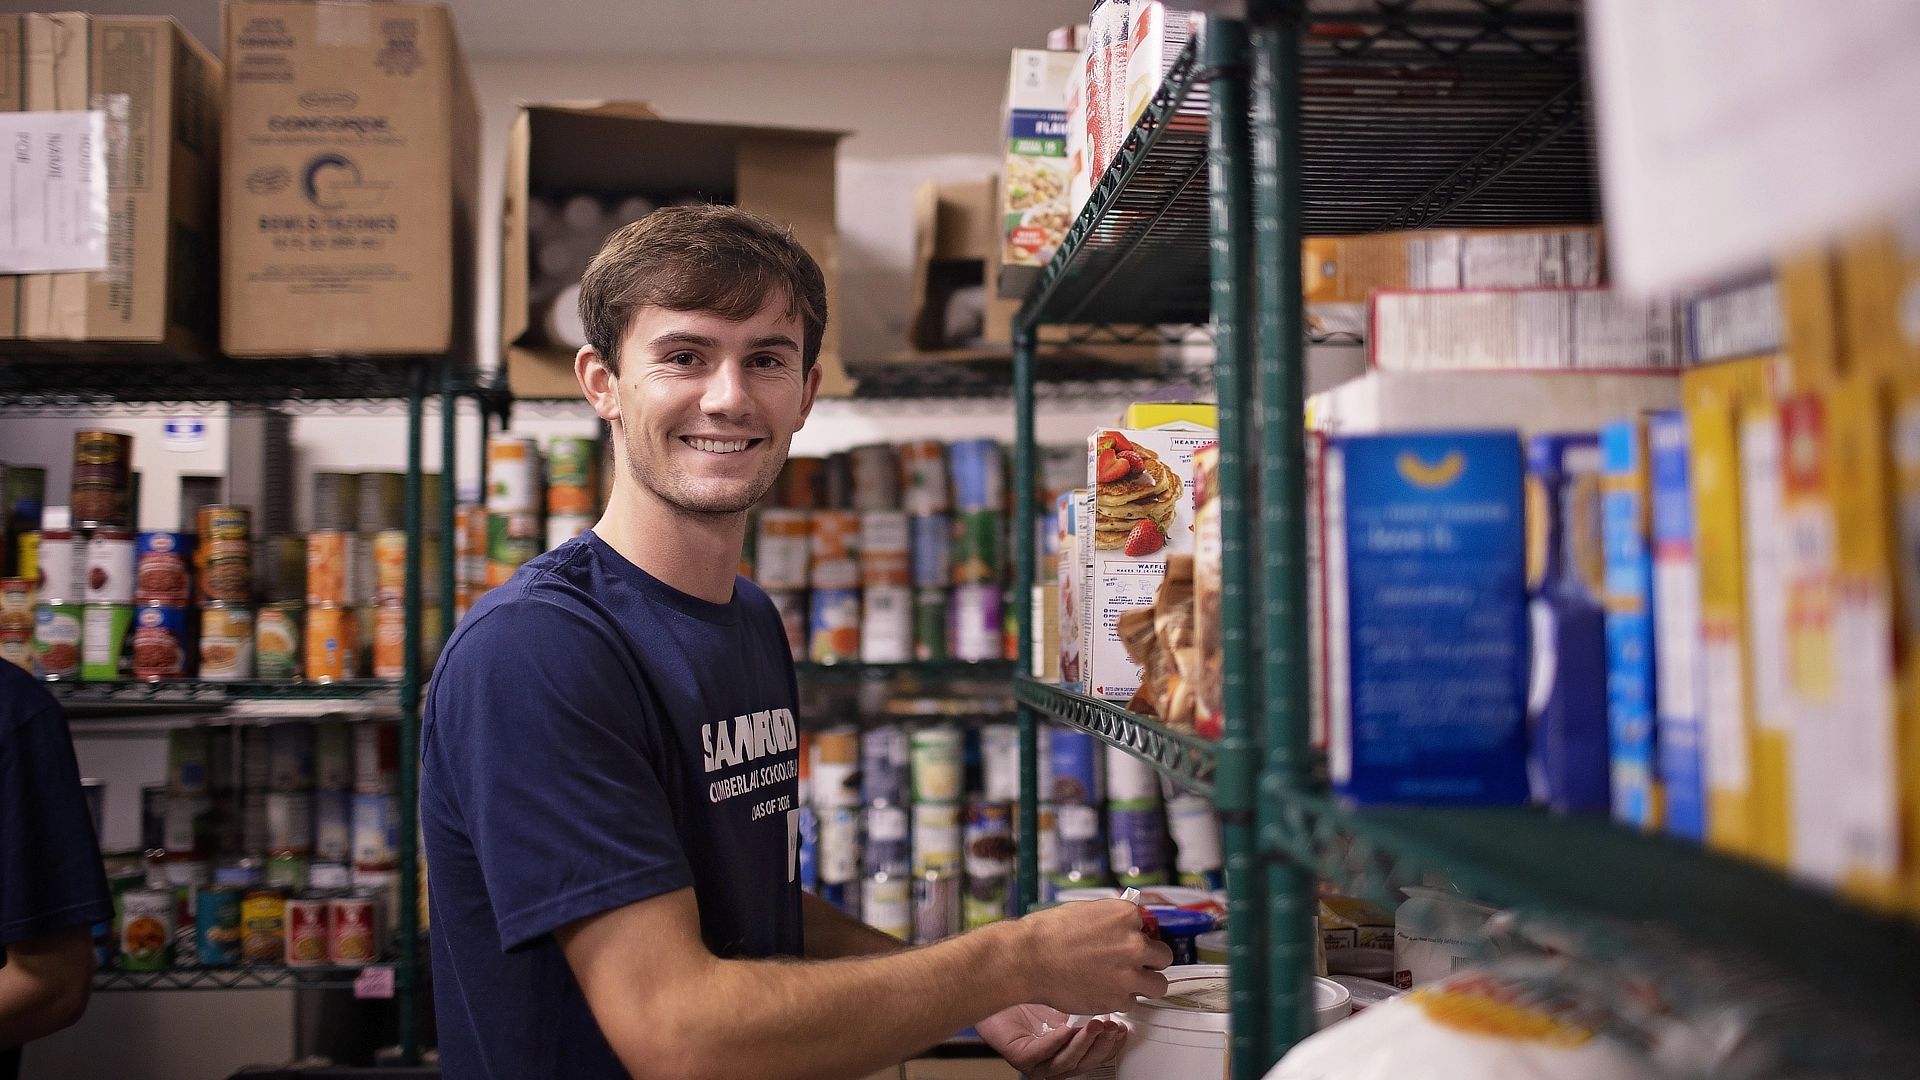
1085,420,1216,700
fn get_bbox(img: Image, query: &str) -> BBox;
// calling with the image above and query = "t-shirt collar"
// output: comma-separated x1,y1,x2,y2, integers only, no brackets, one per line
582,529,742,626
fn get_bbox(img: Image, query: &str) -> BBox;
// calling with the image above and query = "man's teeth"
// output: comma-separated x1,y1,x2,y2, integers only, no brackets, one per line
688,437,751,453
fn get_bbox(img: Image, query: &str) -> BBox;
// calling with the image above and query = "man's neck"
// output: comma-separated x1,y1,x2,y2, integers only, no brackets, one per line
592,478,747,605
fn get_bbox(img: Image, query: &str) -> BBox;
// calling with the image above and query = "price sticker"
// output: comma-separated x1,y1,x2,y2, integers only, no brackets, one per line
353,965,395,999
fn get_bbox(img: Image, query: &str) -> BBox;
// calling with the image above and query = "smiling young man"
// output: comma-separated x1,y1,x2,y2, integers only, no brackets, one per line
421,206,1169,1080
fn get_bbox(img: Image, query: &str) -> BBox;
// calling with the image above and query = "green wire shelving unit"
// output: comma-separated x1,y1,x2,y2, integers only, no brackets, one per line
3,356,510,1064
1010,3,1920,1075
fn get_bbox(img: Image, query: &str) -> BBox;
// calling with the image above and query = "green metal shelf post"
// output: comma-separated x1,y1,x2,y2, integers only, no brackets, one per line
1013,327,1042,915
1250,2,1314,1064
399,367,425,1066
441,365,460,670
1203,17,1265,1080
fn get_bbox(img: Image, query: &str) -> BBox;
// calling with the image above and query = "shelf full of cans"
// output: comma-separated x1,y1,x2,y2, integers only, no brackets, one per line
746,439,1082,666
1,430,453,686
458,432,607,612
796,704,1225,945
96,718,411,982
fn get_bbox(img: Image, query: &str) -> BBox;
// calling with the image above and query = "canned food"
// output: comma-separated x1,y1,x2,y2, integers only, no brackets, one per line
862,874,912,941
862,804,910,878
372,603,405,679
72,431,134,527
133,532,194,604
36,529,74,604
848,443,900,511
163,792,210,856
0,577,35,628
353,723,398,794
766,589,807,662
351,869,399,951
1168,794,1224,889
909,726,964,803
356,472,405,532
816,807,859,885
311,472,361,532
352,792,398,869
372,530,408,604
80,603,133,681
266,854,307,891
164,727,210,794
119,889,175,970
16,533,40,593
909,514,951,588
267,722,314,790
859,585,912,664
486,436,542,513
754,510,811,589
951,510,1001,585
131,605,190,680
240,887,288,965
1109,800,1170,886
912,873,961,945
911,802,962,876
822,452,854,509
1050,729,1103,804
196,506,250,545
897,441,950,515
964,873,1012,930
305,531,353,605
547,514,592,551
0,626,31,673
980,724,1020,803
307,861,351,895
305,603,356,682
1053,802,1106,886
313,789,352,862
859,725,909,807
80,528,135,603
199,537,253,604
777,456,823,509
808,588,860,665
285,895,330,966
913,587,948,661
1107,744,1162,803
195,886,243,966
1038,803,1060,882
330,894,380,965
546,437,599,514
313,720,351,790
456,506,489,588
485,513,539,586
807,511,860,590
32,601,82,679
796,805,817,890
255,602,303,679
809,728,859,808
947,439,1004,513
949,583,1002,661
965,801,1015,880
198,604,255,681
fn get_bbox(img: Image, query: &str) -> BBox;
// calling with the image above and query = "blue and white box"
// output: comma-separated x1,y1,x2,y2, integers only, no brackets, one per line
1648,410,1706,842
1525,432,1612,815
1601,418,1659,829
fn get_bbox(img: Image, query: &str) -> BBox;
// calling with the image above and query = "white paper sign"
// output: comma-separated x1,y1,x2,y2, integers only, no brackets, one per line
0,110,109,274
1589,0,1920,292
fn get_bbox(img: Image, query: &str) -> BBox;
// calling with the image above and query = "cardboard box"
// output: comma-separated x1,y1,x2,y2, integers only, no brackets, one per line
1086,419,1215,700
1836,215,1920,379
1307,370,1681,440
222,1,478,357
1887,377,1920,912
1647,409,1706,843
1124,3,1197,130
5,15,218,355
1057,489,1086,690
1371,287,1682,373
499,102,851,398
1304,226,1605,305
1682,251,1840,389
908,179,996,352
1601,415,1662,830
1323,431,1531,805
1525,433,1611,815
998,48,1077,299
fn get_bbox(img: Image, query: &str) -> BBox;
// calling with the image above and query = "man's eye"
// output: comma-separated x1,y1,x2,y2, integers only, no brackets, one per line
668,352,699,365
750,354,784,369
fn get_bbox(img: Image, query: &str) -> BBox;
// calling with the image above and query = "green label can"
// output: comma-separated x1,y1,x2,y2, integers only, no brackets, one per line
912,587,948,662
196,887,243,966
951,510,1001,584
80,603,133,681
256,602,304,680
33,601,82,679
119,889,174,970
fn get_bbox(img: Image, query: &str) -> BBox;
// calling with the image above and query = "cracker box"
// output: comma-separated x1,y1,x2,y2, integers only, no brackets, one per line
997,48,1077,298
1086,420,1216,701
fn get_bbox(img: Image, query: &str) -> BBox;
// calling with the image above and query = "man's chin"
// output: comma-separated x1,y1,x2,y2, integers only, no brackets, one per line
656,479,763,516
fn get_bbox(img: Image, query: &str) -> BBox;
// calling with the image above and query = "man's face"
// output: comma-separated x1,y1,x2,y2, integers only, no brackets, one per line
601,296,820,516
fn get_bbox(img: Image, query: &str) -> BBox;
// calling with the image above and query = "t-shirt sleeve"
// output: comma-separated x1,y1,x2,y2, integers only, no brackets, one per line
425,596,695,952
0,697,112,945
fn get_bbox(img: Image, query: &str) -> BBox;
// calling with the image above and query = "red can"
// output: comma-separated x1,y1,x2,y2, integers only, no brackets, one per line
329,893,379,966
285,895,331,966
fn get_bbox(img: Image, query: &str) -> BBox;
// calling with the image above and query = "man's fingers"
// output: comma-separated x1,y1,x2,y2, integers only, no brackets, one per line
1048,1021,1104,1075
1134,967,1169,999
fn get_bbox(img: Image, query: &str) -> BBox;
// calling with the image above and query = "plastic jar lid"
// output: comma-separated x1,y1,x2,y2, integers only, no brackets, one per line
1313,976,1353,1029
1131,965,1229,1033
1146,906,1216,936
1326,974,1406,1012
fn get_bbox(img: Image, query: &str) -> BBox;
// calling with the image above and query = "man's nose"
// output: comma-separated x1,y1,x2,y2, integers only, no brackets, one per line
701,359,752,418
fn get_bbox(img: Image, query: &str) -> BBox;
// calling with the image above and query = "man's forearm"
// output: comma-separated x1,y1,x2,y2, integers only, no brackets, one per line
801,891,908,960
0,928,94,1049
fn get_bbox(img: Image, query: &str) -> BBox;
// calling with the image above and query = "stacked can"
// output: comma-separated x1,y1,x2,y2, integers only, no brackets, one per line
71,430,133,530
964,722,1020,929
3,464,45,580
858,724,911,940
947,439,1003,661
306,491,360,680
132,530,195,680
256,535,306,682
312,720,353,878
31,506,81,680
79,514,136,681
909,723,964,943
487,435,543,589
352,721,402,943
809,727,861,915
161,727,212,964
859,511,911,663
1106,745,1169,886
1166,787,1226,891
755,508,811,661
196,507,255,681
546,436,599,549
808,511,860,664
898,441,950,663
1049,728,1107,889
1,576,32,672
262,722,316,890
454,504,489,622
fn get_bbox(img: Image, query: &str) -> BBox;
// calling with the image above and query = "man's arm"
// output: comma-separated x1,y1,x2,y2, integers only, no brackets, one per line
560,889,1168,1080
802,892,905,960
0,927,94,1050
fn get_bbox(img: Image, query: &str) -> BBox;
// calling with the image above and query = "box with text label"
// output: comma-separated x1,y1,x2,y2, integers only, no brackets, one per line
222,1,478,357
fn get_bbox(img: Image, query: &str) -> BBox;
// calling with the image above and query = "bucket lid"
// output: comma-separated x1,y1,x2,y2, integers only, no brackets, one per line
1313,975,1353,1019
1131,965,1229,1033
1326,974,1405,1011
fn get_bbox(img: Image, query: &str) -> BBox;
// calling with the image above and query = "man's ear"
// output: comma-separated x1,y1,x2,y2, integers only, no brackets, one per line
794,359,825,431
577,345,620,422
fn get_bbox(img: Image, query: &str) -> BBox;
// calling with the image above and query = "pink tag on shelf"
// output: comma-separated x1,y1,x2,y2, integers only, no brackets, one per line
354,966,396,999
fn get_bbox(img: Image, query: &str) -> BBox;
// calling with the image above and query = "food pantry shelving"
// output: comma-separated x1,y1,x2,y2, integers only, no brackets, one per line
0,356,509,1063
1007,4,1920,1077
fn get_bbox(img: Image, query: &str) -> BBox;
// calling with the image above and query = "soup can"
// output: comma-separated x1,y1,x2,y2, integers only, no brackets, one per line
1050,729,1103,804
862,874,912,941
311,472,361,532
753,510,811,590
909,726,964,803
911,802,962,876
305,603,356,682
859,725,909,807
946,438,1003,513
330,893,380,965
849,443,900,511
1168,794,1224,890
134,532,194,605
816,807,860,885
198,603,255,681
546,437,599,514
1109,800,1170,886
33,601,82,680
0,577,32,629
1,626,31,673
257,535,307,603
16,534,40,594
912,873,961,945
356,472,405,532
240,887,288,965
372,603,405,679
913,587,948,661
951,510,1001,584
71,431,134,527
36,526,74,604
950,584,1003,662
130,604,190,680
777,456,823,509
979,724,1021,803
766,589,807,662
313,720,351,790
862,804,910,878
285,895,331,966
83,528,136,603
486,436,541,513
313,789,352,862
195,886,244,966
197,506,252,544
859,585,912,664
1053,803,1106,885
119,888,175,970
897,441,950,515
807,510,860,590
807,588,860,665
809,728,860,809
352,792,399,869
909,514,951,588
353,722,398,794
80,603,133,681
965,801,1016,880
266,721,314,790
547,514,592,551
372,530,407,604
305,531,352,605
255,602,303,679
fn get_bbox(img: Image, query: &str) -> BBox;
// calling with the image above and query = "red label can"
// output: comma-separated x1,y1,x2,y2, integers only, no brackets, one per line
285,895,331,966
329,894,379,966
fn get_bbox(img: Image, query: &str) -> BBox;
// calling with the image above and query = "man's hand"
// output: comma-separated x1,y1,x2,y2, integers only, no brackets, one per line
978,1003,1127,1080
1012,899,1172,1016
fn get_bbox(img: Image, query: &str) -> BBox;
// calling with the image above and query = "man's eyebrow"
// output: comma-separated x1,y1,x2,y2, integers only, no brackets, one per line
748,335,801,352
648,330,720,350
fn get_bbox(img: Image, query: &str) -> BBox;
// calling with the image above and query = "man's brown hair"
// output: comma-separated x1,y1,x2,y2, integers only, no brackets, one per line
577,204,828,376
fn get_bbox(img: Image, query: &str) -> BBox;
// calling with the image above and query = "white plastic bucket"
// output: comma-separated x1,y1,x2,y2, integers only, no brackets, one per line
1116,966,1228,1080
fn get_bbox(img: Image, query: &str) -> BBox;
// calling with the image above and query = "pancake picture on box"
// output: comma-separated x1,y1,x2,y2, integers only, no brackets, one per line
1095,432,1178,554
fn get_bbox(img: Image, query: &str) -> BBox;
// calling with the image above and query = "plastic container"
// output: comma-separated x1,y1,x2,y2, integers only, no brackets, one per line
1394,886,1498,989
1325,974,1404,1014
1313,976,1353,1029
1115,965,1228,1080
1325,946,1395,982
1146,906,1216,965
1196,929,1227,964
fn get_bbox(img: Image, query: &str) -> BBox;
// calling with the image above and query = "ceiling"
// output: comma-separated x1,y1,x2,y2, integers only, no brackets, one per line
10,0,1091,59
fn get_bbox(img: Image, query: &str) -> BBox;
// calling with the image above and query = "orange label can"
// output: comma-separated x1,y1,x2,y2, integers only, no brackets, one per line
372,603,405,679
373,530,407,604
306,603,357,682
306,531,351,605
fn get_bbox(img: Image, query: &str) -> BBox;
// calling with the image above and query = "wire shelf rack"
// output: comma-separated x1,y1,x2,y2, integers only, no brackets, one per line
93,963,381,992
1014,677,1216,796
0,356,509,412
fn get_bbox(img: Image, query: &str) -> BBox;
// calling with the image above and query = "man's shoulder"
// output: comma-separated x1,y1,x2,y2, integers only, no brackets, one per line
0,661,60,742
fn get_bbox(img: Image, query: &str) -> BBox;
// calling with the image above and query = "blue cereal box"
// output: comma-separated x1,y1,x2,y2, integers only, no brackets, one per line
1600,418,1661,830
1648,410,1706,842
1323,431,1530,805
1525,433,1612,815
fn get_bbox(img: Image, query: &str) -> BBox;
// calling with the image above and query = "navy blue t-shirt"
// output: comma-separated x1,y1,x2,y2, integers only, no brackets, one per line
422,531,804,1079
0,662,113,1080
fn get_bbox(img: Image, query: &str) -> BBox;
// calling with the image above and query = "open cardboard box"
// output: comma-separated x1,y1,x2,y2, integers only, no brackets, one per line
501,101,854,398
